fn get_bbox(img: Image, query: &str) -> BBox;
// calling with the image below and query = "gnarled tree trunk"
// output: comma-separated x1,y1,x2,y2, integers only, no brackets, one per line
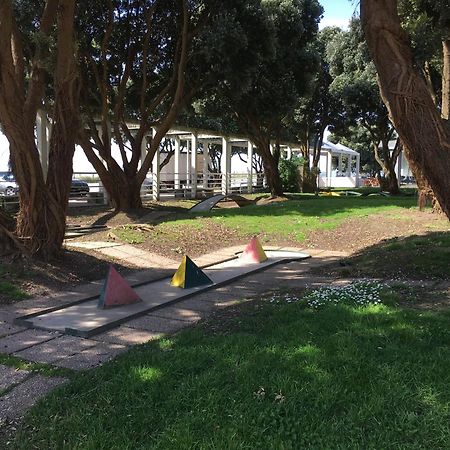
361,0,450,219
442,40,450,120
373,138,401,195
253,136,283,197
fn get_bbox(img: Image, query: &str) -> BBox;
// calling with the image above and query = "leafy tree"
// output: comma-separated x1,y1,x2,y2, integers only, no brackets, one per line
327,18,401,194
76,0,195,211
361,0,450,219
194,0,322,197
289,26,342,192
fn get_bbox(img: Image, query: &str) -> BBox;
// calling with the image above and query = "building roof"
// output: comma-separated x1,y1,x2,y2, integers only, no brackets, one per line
322,141,359,156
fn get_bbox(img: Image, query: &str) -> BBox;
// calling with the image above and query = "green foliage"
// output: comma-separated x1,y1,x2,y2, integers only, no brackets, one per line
278,155,303,192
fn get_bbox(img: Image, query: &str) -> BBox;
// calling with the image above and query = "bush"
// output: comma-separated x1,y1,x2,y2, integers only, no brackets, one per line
278,155,304,193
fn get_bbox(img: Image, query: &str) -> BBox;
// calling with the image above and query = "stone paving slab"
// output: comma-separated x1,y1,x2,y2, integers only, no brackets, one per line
0,375,67,421
91,326,161,346
0,329,59,355
0,322,25,338
175,297,221,313
65,241,122,250
0,365,29,392
14,336,99,364
125,315,192,334
149,306,204,323
55,342,126,370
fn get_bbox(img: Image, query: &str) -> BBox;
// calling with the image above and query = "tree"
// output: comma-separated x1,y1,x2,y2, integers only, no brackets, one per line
290,26,342,192
76,0,269,211
76,0,193,212
0,0,79,258
327,19,401,194
231,0,323,196
361,0,450,219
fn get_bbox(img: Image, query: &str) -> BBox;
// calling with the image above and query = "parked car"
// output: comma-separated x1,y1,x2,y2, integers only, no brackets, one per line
0,174,89,198
70,179,90,197
0,172,19,196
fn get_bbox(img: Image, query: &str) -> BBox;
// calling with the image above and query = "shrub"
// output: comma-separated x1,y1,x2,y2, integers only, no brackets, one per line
279,155,304,193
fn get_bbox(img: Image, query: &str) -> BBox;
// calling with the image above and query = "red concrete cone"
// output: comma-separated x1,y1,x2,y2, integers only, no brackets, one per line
240,236,268,263
98,265,141,308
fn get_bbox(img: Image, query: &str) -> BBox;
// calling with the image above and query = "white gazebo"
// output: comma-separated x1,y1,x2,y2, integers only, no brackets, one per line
316,141,360,188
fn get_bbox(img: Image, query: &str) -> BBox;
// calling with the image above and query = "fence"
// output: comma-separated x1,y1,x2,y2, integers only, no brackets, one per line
0,171,267,212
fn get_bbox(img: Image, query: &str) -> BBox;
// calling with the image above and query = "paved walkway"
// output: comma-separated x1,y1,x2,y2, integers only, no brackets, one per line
0,246,348,424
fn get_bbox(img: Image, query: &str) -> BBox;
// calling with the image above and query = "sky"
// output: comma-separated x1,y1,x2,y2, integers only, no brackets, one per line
319,0,358,29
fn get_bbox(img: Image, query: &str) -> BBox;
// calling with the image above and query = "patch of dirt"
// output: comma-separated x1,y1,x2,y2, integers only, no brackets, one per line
305,209,449,253
0,249,137,305
118,219,248,259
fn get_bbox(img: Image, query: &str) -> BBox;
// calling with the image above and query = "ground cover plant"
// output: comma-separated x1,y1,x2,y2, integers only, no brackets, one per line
15,283,450,449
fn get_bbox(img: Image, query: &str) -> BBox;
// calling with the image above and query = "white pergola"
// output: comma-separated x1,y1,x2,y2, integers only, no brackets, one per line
38,112,365,199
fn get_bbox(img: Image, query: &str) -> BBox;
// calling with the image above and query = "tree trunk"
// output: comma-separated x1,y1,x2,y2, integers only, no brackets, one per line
442,40,450,120
361,0,450,219
0,210,26,257
106,173,143,211
0,0,79,258
402,143,442,212
43,0,79,256
254,137,283,196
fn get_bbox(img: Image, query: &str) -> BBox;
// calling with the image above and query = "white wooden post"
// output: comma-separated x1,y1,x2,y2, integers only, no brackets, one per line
152,128,160,201
191,133,197,198
221,137,230,195
338,153,343,176
140,134,147,167
396,149,402,187
287,146,292,160
174,136,180,189
346,154,352,176
36,110,49,181
140,135,148,198
247,141,253,194
356,153,361,187
326,151,332,188
185,138,191,191
203,141,210,190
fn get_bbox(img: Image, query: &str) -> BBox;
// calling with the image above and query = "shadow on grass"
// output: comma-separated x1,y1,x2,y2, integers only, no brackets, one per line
15,299,450,449
344,231,450,280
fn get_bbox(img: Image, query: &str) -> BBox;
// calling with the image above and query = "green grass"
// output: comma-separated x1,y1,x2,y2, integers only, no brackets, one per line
15,286,450,449
162,196,418,241
0,265,29,302
348,232,450,280
0,354,74,379
114,225,146,244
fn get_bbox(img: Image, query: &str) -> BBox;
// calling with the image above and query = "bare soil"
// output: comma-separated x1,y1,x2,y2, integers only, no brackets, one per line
305,209,448,253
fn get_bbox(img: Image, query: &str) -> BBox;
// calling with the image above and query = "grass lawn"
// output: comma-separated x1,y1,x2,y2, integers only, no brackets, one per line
15,284,450,449
117,196,420,244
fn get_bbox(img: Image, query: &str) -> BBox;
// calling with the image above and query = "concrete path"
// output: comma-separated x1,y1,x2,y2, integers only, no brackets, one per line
20,250,309,336
0,246,347,424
